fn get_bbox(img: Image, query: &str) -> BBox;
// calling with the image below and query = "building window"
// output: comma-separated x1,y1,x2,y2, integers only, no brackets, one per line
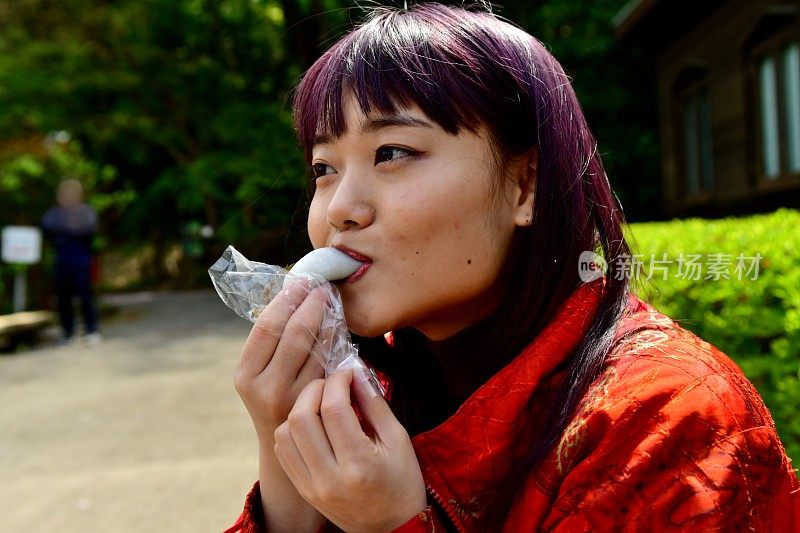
784,43,800,174
759,56,781,177
682,88,714,194
752,33,800,181
675,74,714,198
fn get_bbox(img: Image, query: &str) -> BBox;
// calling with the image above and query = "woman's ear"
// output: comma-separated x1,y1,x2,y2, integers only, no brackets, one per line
513,147,538,227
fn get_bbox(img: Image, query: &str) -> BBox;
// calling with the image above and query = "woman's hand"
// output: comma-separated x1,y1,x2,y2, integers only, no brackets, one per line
234,278,327,442
274,369,428,533
234,278,330,531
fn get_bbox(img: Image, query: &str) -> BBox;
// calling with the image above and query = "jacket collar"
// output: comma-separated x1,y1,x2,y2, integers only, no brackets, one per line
409,278,605,530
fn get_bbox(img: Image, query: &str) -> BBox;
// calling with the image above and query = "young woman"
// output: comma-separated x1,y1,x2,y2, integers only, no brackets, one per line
224,4,799,532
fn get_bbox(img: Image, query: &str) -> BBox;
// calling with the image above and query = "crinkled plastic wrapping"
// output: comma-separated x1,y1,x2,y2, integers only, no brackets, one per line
209,246,385,398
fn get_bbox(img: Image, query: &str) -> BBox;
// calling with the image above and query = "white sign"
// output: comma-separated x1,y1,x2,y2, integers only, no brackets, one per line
1,226,42,264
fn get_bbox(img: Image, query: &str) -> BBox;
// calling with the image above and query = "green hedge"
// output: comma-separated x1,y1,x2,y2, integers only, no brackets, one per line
627,208,800,471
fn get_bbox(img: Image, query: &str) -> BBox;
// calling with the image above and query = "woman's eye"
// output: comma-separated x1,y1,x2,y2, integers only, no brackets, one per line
311,162,336,178
374,146,416,165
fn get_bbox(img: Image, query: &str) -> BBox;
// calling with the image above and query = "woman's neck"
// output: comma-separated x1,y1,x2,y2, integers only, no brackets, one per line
424,312,511,407
355,308,526,436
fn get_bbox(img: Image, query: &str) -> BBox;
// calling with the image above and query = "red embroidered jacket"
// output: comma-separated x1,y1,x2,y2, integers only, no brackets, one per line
224,280,800,532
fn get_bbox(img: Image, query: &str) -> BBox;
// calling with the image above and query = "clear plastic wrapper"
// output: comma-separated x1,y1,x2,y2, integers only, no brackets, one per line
208,246,385,397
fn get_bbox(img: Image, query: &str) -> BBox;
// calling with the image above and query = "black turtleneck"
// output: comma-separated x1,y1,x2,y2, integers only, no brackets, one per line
424,313,510,408
355,311,522,437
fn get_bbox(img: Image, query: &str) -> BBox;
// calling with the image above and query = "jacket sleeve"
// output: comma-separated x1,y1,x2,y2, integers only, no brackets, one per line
539,338,800,531
223,481,265,533
224,367,400,533
222,481,330,533
224,481,450,533
388,505,449,532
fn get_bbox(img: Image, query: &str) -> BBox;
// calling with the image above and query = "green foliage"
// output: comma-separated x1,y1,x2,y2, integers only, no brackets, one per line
0,0,663,298
497,0,660,221
0,0,310,253
628,208,800,467
0,138,125,225
0,138,124,312
0,0,655,258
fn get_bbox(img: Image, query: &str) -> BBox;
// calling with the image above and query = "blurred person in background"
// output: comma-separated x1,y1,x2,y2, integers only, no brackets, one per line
41,178,101,345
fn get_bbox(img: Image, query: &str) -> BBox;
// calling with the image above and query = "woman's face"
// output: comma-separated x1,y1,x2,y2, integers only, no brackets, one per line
308,91,534,340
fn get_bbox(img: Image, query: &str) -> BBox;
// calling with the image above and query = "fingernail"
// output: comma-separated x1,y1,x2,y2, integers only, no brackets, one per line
283,277,310,301
356,368,382,398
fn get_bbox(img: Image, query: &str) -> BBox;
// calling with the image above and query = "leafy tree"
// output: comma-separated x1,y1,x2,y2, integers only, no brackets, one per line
495,0,661,221
0,0,323,270
0,0,659,299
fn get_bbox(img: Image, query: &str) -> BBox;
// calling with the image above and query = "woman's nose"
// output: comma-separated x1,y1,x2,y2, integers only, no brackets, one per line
326,171,375,231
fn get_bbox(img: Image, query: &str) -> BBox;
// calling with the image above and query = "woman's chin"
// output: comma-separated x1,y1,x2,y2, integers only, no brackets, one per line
346,320,388,339
343,308,390,338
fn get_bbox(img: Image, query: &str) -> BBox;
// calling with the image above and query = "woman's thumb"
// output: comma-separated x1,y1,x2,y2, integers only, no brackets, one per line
351,368,393,439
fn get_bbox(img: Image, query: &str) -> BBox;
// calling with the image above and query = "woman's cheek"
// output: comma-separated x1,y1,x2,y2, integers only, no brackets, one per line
306,199,328,248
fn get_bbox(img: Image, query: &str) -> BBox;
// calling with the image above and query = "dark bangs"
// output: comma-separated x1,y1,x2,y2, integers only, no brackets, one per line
292,6,536,160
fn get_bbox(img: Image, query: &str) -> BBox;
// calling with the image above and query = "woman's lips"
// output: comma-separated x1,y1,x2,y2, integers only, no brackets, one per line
343,262,371,284
334,245,372,262
332,245,373,283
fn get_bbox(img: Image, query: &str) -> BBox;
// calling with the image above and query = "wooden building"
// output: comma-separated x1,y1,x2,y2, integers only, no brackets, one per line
614,0,800,217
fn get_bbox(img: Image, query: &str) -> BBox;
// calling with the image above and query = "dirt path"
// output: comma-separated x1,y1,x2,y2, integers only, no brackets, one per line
0,290,260,532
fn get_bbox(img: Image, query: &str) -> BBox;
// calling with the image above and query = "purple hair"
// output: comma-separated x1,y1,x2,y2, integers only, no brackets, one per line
293,3,632,525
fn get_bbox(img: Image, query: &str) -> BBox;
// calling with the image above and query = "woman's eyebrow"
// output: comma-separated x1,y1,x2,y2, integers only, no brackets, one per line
361,114,434,133
312,115,433,147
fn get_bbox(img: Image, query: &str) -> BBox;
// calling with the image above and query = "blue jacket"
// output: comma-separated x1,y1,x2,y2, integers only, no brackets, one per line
41,203,97,264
